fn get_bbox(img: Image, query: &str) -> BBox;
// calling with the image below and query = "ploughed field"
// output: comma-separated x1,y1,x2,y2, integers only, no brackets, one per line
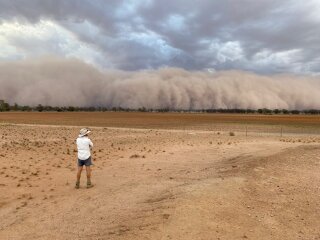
0,113,320,239
1,112,320,129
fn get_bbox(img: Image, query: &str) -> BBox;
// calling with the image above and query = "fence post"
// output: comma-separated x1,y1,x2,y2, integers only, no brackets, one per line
280,126,283,137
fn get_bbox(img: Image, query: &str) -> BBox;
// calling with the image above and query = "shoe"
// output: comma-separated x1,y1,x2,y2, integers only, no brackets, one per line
75,181,80,189
87,181,93,188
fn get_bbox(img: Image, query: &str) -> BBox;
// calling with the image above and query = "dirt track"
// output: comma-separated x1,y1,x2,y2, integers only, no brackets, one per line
1,123,320,239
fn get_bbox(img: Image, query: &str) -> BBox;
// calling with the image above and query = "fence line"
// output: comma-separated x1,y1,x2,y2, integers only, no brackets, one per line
202,123,320,137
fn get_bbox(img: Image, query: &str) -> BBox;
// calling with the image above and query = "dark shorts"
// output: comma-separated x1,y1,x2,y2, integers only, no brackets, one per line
78,157,93,167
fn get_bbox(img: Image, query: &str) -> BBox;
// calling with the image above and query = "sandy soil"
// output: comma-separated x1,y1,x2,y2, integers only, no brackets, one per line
1,123,320,239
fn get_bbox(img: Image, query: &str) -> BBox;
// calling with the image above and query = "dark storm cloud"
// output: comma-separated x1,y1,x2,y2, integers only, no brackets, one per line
1,0,320,73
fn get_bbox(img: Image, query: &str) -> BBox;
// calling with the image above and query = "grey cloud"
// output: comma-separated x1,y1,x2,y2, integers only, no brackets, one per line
1,0,320,73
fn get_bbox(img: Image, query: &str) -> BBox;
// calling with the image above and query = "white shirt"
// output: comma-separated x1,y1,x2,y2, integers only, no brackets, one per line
76,136,93,160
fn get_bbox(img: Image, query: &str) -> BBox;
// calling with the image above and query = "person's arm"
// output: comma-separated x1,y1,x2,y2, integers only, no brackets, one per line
89,139,93,148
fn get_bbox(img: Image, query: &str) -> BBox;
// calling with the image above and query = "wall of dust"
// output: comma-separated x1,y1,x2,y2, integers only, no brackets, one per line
0,57,319,110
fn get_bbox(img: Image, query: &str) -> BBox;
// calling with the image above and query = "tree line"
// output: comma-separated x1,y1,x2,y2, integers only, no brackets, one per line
0,100,320,114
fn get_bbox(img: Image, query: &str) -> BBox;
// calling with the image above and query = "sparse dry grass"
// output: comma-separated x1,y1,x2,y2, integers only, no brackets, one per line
0,113,320,239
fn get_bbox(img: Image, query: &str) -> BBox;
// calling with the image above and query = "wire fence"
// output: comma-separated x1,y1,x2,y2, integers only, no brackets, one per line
184,123,320,137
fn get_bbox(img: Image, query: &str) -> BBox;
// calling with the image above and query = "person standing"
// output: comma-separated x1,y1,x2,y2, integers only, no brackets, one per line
75,128,93,189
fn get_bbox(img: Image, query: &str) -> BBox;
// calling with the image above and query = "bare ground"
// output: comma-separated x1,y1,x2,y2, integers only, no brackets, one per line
0,123,320,239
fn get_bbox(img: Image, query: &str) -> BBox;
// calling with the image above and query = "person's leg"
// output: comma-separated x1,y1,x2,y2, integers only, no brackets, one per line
85,165,92,188
75,166,83,189
77,166,83,182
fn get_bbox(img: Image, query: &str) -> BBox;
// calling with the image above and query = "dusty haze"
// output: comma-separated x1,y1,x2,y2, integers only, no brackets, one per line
0,57,319,110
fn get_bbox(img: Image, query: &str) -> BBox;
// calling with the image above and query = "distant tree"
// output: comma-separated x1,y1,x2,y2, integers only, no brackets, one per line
2,102,320,114
290,110,300,114
10,103,20,111
67,106,75,112
273,109,280,114
257,108,272,114
0,100,10,111
205,109,214,113
21,105,31,111
282,109,289,114
43,105,54,111
138,107,147,112
245,109,255,114
36,104,44,112
304,109,320,115
158,108,170,112
55,107,63,112
87,106,96,112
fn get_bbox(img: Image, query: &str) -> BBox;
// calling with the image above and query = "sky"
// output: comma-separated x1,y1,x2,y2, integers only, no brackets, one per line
1,0,320,74
1,0,320,109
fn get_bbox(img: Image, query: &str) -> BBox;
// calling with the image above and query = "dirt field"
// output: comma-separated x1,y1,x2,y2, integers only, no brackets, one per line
1,113,320,239
1,112,320,129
